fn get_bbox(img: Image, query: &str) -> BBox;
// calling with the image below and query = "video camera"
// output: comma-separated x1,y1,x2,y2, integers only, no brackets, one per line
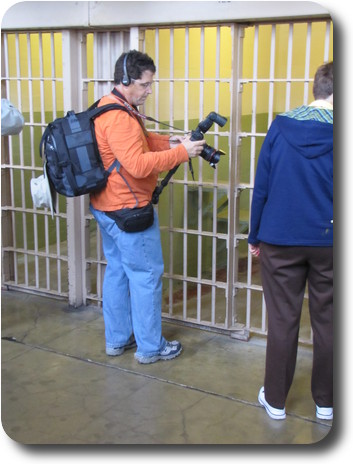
190,112,227,168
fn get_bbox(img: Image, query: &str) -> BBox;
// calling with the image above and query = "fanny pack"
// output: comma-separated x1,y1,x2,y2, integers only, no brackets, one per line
106,202,154,233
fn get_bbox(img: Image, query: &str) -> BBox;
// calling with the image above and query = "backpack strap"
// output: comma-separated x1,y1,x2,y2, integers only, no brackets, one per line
89,103,126,180
88,101,128,119
107,159,120,174
91,112,139,207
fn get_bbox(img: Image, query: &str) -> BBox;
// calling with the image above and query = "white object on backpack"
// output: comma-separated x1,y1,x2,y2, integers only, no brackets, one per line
1,98,25,136
30,162,56,218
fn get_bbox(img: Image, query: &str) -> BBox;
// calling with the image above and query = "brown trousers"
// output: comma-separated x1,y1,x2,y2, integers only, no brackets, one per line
260,243,333,409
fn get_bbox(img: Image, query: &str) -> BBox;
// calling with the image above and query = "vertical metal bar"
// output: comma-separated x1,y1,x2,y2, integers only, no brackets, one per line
96,225,103,302
45,205,51,289
51,32,63,292
268,24,276,125
303,22,312,104
11,34,18,284
198,26,205,184
246,25,259,331
228,24,243,332
92,32,98,99
93,32,98,97
324,20,331,62
12,33,20,284
27,34,34,167
184,27,189,134
18,34,29,285
261,294,267,332
3,33,9,95
106,32,112,96
44,24,52,293
38,32,45,123
1,33,15,284
62,30,85,307
154,28,159,126
169,29,174,126
56,218,62,293
80,31,92,303
285,23,293,111
183,27,193,320
197,26,205,321
26,34,41,287
246,25,262,327
211,26,222,324
50,33,58,119
168,28,175,316
129,26,140,50
33,33,42,287
250,25,258,180
214,26,221,115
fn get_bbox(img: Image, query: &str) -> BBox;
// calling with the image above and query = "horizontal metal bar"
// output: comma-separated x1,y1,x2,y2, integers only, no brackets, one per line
235,233,249,240
159,227,228,241
82,77,232,83
234,282,263,291
238,132,267,138
1,206,67,219
1,164,46,171
163,272,227,288
240,77,313,84
157,179,229,188
1,76,64,82
2,246,68,261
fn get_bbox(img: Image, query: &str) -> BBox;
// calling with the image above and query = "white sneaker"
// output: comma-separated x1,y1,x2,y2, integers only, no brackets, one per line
258,387,286,420
316,405,333,420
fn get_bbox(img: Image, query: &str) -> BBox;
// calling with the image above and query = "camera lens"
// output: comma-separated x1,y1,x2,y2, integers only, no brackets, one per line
200,145,225,167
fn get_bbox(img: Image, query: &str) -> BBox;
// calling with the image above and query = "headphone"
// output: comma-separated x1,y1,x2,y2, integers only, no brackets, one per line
122,53,130,86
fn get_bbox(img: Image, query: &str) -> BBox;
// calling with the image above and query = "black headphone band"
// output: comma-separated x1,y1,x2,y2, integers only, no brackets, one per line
122,52,130,86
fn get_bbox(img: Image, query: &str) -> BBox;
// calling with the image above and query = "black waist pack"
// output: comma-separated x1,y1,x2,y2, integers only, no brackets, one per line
106,202,154,232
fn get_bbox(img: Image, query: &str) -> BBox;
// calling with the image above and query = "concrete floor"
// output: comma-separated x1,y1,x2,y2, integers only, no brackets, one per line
1,290,332,445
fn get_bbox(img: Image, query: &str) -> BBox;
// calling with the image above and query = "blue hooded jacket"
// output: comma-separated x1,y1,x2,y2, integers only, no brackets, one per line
248,106,333,247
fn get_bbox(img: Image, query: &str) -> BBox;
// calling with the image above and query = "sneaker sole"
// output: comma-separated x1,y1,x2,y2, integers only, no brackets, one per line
135,347,182,364
316,412,333,420
106,341,137,356
258,390,286,420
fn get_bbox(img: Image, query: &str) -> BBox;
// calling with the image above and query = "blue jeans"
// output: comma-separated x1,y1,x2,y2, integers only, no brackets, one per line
90,204,166,357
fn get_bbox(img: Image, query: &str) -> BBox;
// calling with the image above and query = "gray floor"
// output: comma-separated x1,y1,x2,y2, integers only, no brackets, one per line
1,290,332,445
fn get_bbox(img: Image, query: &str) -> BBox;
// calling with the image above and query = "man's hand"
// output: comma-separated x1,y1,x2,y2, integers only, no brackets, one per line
169,136,184,148
181,135,206,158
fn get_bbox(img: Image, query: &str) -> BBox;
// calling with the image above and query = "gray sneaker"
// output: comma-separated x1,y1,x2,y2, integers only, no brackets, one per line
106,335,136,356
135,340,182,364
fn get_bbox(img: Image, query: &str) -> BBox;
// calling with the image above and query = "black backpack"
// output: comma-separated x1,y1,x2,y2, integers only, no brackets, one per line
40,101,128,197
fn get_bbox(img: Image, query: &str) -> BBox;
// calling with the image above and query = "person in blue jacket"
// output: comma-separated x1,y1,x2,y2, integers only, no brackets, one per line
248,62,333,421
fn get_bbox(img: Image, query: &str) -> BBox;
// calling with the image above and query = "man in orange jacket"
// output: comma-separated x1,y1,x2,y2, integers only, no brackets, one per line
90,50,205,364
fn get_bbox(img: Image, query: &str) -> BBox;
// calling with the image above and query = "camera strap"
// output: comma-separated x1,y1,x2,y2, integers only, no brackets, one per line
112,87,185,133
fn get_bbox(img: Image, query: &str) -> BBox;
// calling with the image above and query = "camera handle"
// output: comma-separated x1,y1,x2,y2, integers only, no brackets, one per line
152,165,179,204
152,159,194,205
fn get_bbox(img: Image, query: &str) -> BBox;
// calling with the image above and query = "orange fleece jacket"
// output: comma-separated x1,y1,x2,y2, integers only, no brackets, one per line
90,94,189,211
